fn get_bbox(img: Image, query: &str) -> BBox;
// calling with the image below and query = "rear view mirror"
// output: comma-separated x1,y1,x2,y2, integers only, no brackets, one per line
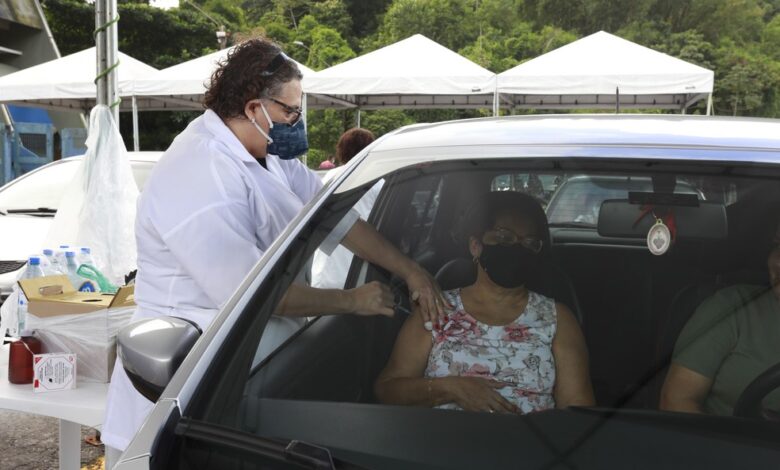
598,200,727,240
117,317,201,402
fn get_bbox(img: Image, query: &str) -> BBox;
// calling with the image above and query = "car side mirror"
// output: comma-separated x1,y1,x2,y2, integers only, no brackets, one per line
117,317,201,402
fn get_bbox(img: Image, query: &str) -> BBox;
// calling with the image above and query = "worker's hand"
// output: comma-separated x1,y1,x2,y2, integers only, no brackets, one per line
405,266,451,327
347,281,395,317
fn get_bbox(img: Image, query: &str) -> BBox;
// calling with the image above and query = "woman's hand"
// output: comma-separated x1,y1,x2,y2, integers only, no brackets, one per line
347,281,395,317
405,266,451,326
444,377,520,414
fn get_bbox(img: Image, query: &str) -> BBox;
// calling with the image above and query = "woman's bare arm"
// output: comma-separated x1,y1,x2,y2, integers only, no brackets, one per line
374,309,443,406
552,303,596,408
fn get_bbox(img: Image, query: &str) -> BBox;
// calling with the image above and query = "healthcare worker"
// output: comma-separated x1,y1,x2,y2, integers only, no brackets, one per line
102,37,447,468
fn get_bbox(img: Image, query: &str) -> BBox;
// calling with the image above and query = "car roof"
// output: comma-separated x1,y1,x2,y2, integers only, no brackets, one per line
337,115,780,191
371,114,780,153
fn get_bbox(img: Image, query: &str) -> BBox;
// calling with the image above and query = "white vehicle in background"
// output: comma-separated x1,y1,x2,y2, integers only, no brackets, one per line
0,151,162,304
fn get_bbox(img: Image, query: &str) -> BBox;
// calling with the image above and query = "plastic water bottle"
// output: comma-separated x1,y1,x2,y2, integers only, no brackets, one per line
17,256,45,334
77,247,96,268
64,251,83,290
54,245,71,273
41,248,60,274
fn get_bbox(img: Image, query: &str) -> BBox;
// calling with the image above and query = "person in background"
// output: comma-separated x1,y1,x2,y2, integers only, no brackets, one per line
660,221,780,415
321,127,376,185
375,192,595,414
318,158,336,170
102,38,446,469
312,128,378,289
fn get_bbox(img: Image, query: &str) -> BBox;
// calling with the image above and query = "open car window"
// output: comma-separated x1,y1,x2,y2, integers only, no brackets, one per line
175,158,780,469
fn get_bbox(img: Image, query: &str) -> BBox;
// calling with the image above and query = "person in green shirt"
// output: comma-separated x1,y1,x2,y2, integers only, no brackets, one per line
660,223,780,415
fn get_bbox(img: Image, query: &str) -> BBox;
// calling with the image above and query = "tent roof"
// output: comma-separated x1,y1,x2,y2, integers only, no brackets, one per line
497,31,714,110
133,47,314,110
0,47,162,112
305,34,497,109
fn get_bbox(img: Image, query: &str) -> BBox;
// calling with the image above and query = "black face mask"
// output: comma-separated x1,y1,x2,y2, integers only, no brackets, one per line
478,243,541,289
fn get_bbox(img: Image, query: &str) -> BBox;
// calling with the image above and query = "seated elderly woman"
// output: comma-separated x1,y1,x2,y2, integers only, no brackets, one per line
375,192,595,414
660,221,780,415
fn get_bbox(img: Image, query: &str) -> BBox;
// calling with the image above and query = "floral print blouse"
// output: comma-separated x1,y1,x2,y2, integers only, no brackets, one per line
424,289,558,414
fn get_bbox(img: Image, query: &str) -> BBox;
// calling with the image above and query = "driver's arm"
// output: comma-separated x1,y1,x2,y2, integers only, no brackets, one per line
660,364,712,413
659,288,740,414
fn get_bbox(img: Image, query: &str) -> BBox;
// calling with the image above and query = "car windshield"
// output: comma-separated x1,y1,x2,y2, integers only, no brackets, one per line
0,159,155,212
179,158,780,468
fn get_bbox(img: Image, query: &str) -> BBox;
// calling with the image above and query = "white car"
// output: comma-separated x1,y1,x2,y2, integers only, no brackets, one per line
117,115,780,469
0,152,162,304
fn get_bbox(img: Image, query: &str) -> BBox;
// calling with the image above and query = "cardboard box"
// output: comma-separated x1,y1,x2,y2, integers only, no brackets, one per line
18,275,134,317
18,276,135,383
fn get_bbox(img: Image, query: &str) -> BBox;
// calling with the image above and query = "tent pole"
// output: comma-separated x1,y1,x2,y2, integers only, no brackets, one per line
356,108,361,128
492,75,499,117
706,93,713,116
615,87,620,114
132,95,139,151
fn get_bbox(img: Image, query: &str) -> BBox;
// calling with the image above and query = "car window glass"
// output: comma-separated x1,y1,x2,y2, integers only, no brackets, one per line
547,175,703,227
0,160,155,212
491,172,561,208
0,160,79,211
177,160,780,469
399,177,443,258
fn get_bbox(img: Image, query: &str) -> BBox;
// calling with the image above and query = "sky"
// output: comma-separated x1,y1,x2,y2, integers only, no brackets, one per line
150,0,179,10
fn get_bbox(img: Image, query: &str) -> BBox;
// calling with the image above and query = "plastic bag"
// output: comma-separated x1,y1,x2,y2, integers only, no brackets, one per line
0,288,19,336
45,105,139,285
26,307,135,383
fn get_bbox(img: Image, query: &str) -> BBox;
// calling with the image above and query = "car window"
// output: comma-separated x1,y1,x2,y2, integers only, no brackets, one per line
0,160,156,212
546,175,703,227
0,160,80,211
491,172,561,208
174,159,780,469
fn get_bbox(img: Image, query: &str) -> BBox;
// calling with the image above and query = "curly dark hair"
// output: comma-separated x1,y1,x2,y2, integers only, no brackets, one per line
335,128,376,165
204,37,302,120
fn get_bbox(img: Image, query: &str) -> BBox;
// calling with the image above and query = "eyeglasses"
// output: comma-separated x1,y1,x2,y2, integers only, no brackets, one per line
482,227,544,253
266,97,303,125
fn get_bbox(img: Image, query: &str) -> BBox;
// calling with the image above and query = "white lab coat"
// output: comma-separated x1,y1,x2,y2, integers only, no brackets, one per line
102,109,322,452
311,176,384,289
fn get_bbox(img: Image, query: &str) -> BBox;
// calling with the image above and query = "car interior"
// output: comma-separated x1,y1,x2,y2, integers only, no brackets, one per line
176,158,780,469
242,159,780,410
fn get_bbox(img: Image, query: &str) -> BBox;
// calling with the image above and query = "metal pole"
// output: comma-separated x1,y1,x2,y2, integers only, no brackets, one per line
132,95,139,151
706,93,713,116
95,0,106,108
356,108,361,128
95,0,120,124
492,75,499,117
615,87,620,114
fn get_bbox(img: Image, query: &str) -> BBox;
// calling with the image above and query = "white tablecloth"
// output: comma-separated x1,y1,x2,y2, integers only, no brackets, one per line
0,343,109,469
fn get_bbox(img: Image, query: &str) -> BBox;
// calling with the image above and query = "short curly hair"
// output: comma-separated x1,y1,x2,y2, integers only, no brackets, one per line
204,37,303,120
335,128,376,165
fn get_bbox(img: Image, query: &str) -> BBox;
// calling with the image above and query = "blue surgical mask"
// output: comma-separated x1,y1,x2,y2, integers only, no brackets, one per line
250,102,308,160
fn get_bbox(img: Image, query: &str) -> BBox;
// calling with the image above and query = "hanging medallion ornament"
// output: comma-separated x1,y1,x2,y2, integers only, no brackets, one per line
633,205,677,256
647,218,672,256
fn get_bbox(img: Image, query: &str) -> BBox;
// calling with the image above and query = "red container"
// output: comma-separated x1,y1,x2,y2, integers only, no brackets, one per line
8,336,42,384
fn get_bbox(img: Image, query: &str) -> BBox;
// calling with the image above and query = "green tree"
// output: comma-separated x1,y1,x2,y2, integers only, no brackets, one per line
368,0,478,52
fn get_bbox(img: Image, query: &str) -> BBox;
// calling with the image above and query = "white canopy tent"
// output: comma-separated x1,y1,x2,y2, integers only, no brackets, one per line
0,47,160,150
304,34,499,118
133,46,315,111
497,31,714,113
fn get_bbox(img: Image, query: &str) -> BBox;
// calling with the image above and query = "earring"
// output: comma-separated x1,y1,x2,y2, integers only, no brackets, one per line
473,256,479,265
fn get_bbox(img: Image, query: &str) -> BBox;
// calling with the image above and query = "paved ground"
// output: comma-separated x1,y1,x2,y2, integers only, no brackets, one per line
0,410,104,470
